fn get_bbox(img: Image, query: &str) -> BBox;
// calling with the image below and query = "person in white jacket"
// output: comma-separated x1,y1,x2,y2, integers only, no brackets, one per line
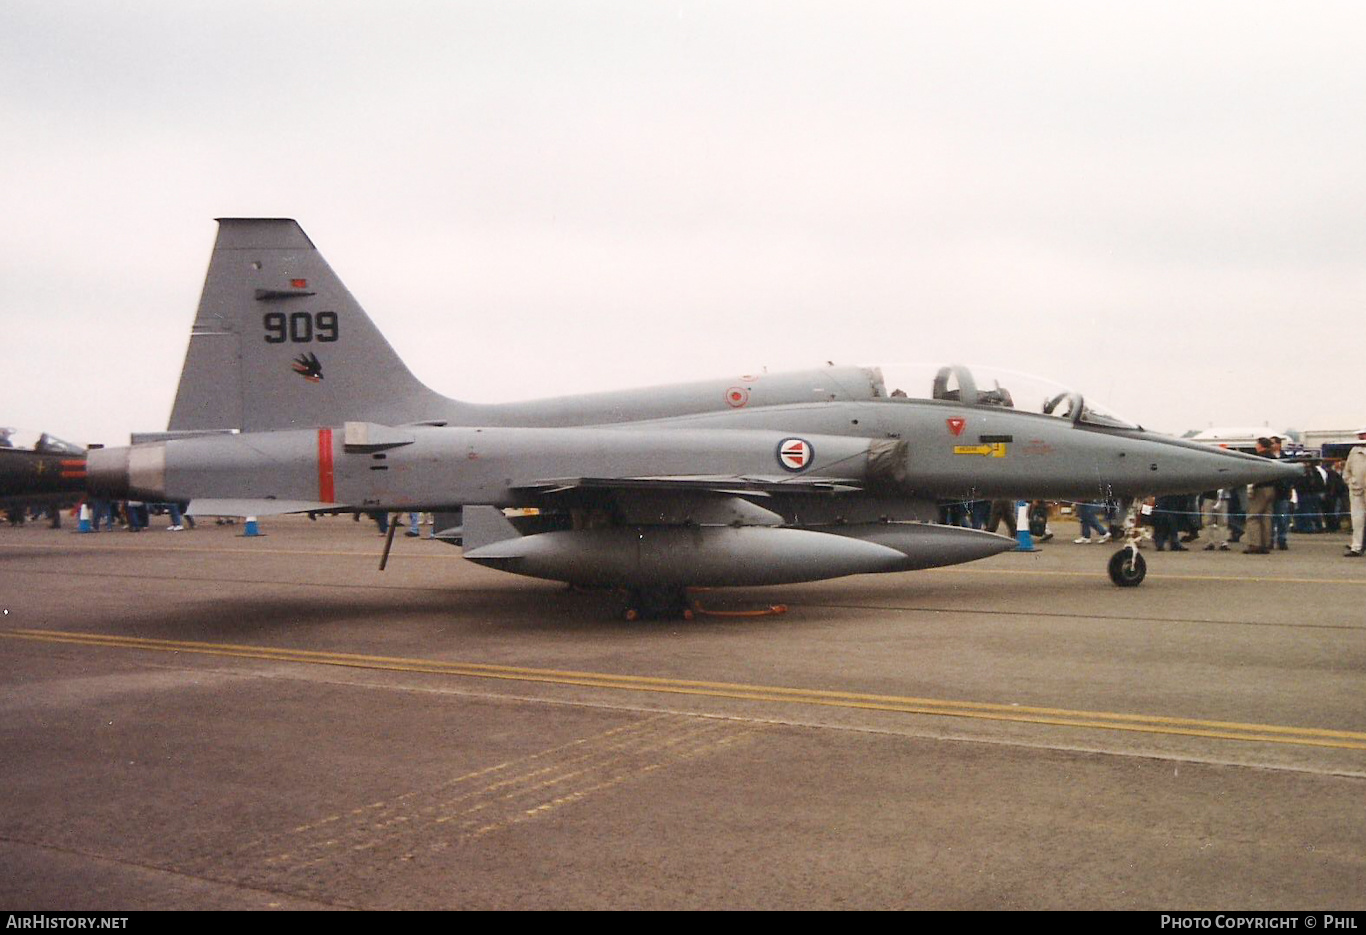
1344,427,1366,558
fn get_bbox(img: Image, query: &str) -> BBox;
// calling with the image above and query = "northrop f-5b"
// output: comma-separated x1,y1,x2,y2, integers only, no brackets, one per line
88,219,1298,615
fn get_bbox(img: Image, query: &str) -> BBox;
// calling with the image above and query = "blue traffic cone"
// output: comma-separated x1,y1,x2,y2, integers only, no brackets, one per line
1013,500,1038,552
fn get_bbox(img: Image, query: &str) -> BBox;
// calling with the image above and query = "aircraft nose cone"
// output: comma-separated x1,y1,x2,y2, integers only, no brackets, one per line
1142,440,1304,495
1227,454,1302,488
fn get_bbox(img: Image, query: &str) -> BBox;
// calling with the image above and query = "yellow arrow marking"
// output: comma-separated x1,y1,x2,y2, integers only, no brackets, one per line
952,443,1006,457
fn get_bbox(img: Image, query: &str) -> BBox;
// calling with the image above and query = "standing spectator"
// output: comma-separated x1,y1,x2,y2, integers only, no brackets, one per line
1074,500,1112,544
1344,428,1366,558
1323,460,1349,533
88,497,111,532
1151,494,1187,551
939,501,967,527
1292,462,1326,534
968,499,991,530
155,501,188,531
1028,501,1053,541
1199,489,1231,551
1177,493,1202,543
1106,497,1129,540
986,500,1017,537
1226,483,1246,543
126,500,148,532
1244,438,1277,555
1269,437,1294,550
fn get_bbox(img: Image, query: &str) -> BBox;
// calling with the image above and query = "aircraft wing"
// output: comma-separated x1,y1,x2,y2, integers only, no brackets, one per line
508,475,869,528
511,475,867,497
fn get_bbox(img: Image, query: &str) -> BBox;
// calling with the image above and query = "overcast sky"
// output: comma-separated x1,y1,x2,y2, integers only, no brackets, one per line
3,1,1363,446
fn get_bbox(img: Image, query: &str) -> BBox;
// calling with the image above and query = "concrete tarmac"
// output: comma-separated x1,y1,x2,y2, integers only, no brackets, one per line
2,515,1364,909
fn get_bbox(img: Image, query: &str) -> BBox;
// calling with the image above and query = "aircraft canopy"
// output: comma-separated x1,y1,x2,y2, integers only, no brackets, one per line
0,428,85,455
878,364,1142,431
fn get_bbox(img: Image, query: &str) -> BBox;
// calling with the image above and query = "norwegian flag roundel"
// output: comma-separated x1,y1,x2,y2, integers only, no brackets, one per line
777,437,814,472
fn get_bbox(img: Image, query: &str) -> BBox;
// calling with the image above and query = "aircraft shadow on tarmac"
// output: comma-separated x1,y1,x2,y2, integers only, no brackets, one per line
68,586,830,642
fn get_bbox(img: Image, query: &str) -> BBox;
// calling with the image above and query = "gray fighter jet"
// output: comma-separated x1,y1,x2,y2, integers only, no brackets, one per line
88,219,1298,615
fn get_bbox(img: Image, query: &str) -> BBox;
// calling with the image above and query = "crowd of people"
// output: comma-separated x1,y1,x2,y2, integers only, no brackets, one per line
2,503,69,528
2,503,449,537
70,499,194,531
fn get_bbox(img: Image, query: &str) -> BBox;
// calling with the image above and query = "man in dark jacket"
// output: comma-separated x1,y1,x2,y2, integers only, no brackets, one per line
1270,437,1294,550
1323,461,1348,532
1293,462,1327,533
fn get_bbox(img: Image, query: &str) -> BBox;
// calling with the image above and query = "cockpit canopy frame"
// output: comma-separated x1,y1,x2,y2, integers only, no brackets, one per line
928,365,1139,431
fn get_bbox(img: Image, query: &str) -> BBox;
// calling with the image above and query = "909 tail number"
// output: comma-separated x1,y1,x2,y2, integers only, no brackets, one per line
264,311,339,344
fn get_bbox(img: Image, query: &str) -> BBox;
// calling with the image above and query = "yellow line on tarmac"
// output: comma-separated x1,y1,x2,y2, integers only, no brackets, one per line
1151,573,1366,586
6,628,1365,752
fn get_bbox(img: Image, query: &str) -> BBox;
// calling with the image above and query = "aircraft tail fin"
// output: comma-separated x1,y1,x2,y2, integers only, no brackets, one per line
168,219,452,433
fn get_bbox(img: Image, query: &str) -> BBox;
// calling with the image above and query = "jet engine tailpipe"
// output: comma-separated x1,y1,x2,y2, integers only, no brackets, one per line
86,444,167,500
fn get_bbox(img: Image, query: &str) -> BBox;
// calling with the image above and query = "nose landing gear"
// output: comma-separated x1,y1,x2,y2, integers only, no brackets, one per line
1108,543,1147,587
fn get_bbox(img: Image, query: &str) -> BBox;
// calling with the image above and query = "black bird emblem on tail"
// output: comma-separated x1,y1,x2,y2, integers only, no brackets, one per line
292,352,324,382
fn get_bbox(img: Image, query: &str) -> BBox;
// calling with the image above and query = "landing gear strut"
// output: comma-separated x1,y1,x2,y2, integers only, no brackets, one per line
1106,501,1150,587
620,588,790,621
623,588,695,621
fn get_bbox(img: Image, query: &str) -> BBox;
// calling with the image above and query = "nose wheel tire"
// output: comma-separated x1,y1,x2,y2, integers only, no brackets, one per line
1108,548,1147,587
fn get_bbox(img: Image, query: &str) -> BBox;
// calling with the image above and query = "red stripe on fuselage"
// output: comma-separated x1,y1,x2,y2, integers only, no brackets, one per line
318,428,335,503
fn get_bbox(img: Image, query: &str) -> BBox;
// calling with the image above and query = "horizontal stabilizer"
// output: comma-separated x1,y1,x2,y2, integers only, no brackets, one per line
429,509,464,544
131,429,238,445
461,505,523,553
